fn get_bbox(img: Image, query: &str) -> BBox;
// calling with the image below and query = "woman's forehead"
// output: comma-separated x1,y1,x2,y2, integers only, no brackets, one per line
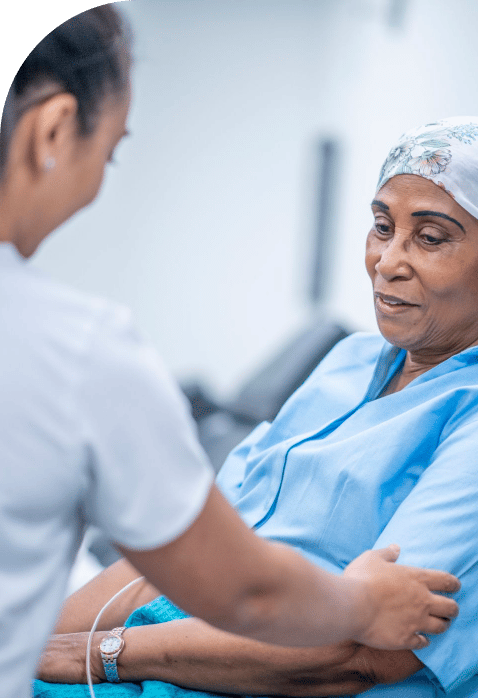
374,174,478,231
376,175,459,211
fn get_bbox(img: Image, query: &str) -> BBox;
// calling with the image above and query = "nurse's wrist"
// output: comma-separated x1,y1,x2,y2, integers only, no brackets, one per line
331,575,371,643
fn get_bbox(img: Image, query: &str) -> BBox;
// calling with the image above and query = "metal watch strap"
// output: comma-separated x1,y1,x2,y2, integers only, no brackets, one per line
100,626,126,683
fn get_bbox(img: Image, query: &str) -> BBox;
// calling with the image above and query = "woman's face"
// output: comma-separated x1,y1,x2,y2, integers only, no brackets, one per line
365,174,478,356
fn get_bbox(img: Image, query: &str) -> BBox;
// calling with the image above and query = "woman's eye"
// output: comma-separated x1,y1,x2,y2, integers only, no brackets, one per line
421,233,446,246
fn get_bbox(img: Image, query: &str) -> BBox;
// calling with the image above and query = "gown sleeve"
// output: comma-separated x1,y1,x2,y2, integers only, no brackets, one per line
372,415,478,694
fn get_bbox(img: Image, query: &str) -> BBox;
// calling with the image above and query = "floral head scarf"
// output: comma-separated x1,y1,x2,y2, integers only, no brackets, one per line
377,116,478,220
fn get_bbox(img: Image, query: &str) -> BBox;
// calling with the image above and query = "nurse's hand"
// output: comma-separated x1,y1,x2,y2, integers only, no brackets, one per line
36,632,106,684
343,545,460,651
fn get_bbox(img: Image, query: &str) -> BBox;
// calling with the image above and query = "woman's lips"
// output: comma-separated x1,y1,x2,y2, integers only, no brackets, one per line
374,292,420,315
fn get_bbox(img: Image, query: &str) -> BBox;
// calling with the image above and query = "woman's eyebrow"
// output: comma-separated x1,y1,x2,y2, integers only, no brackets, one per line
371,199,389,211
411,210,465,232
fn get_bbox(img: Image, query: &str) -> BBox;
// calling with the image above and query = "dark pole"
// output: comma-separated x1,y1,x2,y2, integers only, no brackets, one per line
387,0,409,30
309,137,340,305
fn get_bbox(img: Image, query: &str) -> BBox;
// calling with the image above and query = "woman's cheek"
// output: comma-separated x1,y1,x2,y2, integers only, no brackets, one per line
365,233,379,279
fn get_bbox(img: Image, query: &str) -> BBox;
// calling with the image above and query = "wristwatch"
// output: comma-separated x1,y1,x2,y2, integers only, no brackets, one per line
99,627,126,682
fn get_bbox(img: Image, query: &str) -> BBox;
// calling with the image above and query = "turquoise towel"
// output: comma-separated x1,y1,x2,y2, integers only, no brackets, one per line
33,596,241,698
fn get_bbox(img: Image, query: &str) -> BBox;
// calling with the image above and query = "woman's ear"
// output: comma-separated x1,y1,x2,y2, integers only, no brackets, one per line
27,93,79,177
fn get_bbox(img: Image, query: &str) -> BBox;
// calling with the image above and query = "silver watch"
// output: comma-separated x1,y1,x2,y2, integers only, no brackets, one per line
99,627,126,682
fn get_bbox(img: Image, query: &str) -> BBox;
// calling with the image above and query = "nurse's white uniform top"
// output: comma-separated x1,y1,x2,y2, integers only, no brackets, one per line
0,243,214,698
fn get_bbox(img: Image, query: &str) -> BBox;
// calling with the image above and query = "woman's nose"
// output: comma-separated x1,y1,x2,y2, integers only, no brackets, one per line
375,234,413,281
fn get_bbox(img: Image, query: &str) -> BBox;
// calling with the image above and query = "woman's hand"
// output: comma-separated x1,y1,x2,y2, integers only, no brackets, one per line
36,632,107,684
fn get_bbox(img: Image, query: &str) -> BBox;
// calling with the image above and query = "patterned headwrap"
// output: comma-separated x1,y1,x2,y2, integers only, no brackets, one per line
376,116,478,220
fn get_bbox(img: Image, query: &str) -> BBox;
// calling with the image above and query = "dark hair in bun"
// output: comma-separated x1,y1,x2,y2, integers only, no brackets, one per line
0,4,132,177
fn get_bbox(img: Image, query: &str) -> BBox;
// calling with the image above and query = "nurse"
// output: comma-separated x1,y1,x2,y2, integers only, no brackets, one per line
0,6,459,698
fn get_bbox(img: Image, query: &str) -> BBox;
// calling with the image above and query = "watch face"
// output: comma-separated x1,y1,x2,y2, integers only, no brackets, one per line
101,636,123,654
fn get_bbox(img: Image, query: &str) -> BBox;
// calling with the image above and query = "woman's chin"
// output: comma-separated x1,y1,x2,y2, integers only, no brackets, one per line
376,320,418,351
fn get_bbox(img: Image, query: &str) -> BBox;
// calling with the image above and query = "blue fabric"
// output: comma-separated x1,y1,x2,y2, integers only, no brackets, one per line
35,333,478,697
217,332,478,696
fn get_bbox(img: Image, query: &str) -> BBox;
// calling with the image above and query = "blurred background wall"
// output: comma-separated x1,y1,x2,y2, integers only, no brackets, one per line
31,0,478,400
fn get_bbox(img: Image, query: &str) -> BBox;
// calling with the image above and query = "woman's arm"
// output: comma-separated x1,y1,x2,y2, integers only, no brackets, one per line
38,617,423,695
54,558,159,633
114,621,424,695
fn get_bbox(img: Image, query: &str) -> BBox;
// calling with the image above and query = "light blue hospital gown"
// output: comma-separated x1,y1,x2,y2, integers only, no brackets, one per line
35,333,478,697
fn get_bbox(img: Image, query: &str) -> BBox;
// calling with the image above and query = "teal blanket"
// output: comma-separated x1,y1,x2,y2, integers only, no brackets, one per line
33,596,243,698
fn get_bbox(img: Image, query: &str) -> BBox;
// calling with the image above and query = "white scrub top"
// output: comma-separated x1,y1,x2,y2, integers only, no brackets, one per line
0,242,214,698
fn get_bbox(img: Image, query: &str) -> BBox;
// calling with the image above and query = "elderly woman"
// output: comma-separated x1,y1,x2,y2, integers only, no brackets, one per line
34,122,478,694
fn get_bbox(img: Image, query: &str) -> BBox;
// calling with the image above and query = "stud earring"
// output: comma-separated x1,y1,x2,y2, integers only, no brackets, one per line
44,157,56,172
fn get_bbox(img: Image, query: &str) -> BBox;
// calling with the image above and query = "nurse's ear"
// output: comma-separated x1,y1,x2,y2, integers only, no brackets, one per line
11,93,79,181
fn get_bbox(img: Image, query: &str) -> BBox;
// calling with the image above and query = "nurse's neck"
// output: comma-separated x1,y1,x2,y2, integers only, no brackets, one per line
0,173,48,259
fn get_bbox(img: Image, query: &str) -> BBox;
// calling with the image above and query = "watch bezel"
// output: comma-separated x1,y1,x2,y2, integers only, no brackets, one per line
99,634,125,659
